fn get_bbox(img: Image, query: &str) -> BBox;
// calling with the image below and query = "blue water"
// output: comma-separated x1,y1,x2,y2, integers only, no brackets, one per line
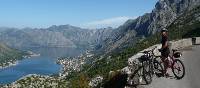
0,47,84,84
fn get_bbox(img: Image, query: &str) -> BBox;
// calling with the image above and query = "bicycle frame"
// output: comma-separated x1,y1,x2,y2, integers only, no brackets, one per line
165,50,180,69
166,55,174,68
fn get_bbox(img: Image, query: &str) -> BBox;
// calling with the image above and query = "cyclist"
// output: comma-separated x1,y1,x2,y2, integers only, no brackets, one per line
159,28,170,77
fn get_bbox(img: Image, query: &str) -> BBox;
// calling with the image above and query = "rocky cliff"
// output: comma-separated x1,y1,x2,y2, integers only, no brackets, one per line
96,0,200,54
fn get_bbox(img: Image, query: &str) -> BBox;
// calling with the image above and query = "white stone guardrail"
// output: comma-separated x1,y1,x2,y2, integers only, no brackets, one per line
195,37,200,44
121,37,200,74
169,38,192,50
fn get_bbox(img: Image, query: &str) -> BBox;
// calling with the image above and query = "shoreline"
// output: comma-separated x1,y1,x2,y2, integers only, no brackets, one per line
0,61,18,69
0,51,40,69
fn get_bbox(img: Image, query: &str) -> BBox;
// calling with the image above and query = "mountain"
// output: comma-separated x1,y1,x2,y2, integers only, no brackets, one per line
0,25,113,49
45,25,113,48
96,0,200,54
0,0,199,53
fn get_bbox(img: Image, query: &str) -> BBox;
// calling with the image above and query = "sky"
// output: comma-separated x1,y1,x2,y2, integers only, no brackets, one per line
0,0,158,29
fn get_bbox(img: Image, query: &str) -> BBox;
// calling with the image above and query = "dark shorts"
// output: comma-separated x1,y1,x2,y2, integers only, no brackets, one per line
161,48,170,58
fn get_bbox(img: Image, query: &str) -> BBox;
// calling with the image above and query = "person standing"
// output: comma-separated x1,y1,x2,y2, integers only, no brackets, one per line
159,28,170,77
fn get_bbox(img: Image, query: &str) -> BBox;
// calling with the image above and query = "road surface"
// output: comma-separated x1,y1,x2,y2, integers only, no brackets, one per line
143,45,200,88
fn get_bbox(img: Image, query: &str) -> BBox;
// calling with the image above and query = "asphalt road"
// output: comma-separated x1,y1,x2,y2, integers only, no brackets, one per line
143,45,200,88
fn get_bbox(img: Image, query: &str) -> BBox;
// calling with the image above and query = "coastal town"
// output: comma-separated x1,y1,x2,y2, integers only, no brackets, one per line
2,74,69,88
56,50,94,77
0,60,18,69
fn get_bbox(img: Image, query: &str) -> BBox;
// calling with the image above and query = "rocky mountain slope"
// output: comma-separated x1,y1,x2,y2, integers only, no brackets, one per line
96,0,200,54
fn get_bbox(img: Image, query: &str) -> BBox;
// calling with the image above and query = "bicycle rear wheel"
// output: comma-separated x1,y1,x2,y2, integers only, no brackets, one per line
172,59,185,79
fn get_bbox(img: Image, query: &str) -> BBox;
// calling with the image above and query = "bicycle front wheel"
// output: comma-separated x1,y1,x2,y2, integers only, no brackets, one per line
127,66,144,86
143,61,152,84
153,60,164,77
172,59,185,79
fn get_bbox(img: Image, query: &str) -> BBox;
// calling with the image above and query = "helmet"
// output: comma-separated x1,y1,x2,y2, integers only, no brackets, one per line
161,28,168,32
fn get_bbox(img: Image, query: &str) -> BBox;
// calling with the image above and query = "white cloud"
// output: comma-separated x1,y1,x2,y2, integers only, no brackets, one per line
81,16,137,29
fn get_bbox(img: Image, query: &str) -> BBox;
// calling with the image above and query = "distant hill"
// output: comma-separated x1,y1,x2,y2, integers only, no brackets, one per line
0,25,113,50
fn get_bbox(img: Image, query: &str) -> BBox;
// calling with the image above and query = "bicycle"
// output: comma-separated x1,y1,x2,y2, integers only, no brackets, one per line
127,46,163,86
140,46,164,84
158,49,185,79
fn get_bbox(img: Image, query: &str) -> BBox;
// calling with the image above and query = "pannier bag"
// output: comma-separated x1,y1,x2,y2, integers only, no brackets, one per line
173,51,182,58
